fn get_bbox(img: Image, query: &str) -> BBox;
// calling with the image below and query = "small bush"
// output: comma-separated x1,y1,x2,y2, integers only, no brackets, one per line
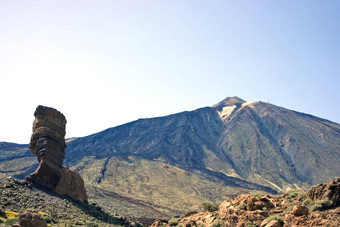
211,221,221,227
75,220,85,225
236,203,247,210
252,192,263,197
168,218,180,226
4,182,16,189
3,217,19,226
321,199,333,208
302,198,312,206
38,212,53,223
310,199,333,211
38,212,48,216
286,190,301,199
276,194,283,199
86,222,98,227
266,215,283,224
310,203,323,211
246,220,256,227
201,202,219,212
4,211,18,219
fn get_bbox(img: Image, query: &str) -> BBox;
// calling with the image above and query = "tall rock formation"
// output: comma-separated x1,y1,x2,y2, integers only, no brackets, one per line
26,105,66,189
26,105,88,202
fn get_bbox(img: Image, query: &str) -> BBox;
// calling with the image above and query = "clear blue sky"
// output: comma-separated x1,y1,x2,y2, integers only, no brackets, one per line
1,1,339,144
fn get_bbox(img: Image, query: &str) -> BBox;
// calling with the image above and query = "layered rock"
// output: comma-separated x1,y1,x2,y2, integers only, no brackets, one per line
26,105,66,189
26,105,87,202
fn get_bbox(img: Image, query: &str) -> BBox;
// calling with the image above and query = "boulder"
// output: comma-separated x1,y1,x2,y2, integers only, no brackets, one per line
291,205,309,217
265,219,282,227
308,178,340,205
14,209,47,227
219,200,232,220
231,194,275,211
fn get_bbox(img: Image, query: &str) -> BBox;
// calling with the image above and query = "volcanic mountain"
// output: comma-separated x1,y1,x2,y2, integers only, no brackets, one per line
1,97,340,218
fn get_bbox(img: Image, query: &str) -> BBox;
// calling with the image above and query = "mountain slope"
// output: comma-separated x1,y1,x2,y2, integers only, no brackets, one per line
65,97,340,190
214,98,340,189
1,96,340,219
65,106,274,192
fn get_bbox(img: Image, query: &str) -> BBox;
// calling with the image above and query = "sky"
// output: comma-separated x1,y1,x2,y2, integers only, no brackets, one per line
1,0,339,144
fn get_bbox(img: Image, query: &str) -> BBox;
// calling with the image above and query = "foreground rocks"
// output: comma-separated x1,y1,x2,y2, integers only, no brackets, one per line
12,209,47,227
308,177,340,205
26,105,87,202
0,177,135,226
152,178,340,227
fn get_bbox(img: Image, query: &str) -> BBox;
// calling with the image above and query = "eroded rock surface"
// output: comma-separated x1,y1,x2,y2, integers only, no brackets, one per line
26,105,87,202
55,166,88,202
308,177,340,205
26,105,66,189
152,178,340,227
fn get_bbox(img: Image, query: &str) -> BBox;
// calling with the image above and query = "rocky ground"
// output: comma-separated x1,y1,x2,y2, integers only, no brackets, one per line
1,175,339,227
0,177,139,226
152,178,340,227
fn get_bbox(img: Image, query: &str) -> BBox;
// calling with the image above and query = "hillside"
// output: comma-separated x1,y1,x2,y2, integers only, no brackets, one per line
1,97,340,219
0,177,135,226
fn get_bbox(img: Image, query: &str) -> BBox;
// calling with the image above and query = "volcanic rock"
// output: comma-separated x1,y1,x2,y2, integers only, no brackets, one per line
26,105,66,189
151,178,340,226
308,178,340,205
55,166,88,202
291,205,309,217
231,194,275,211
14,209,48,227
25,105,87,202
264,219,282,227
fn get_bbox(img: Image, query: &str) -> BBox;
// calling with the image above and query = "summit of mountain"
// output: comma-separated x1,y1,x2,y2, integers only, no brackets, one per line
1,96,340,219
212,96,245,110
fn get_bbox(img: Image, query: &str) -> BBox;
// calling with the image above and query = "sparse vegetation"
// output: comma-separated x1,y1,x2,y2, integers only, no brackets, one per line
310,199,333,211
0,210,19,226
168,218,181,226
4,210,18,219
236,203,247,210
0,178,133,226
265,215,283,224
210,221,221,227
201,202,219,212
4,182,16,189
310,203,323,211
302,198,312,206
286,189,302,200
39,211,53,223
86,222,99,227
246,220,256,227
251,192,263,197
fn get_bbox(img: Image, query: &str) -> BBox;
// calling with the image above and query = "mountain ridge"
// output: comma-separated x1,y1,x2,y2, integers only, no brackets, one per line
1,96,340,218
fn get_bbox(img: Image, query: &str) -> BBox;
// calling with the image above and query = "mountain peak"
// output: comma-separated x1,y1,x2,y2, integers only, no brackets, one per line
212,96,245,109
